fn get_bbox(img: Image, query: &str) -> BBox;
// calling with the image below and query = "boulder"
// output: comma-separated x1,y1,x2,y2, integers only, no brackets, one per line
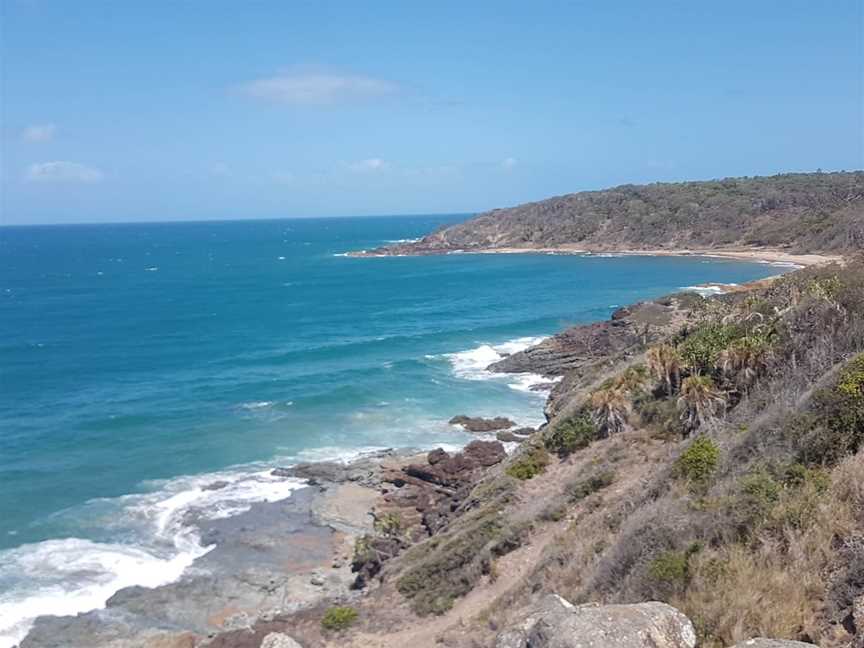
449,415,515,432
463,440,507,466
855,594,864,641
495,595,696,648
497,430,532,443
260,634,303,648
351,536,405,589
729,641,818,647
427,448,450,464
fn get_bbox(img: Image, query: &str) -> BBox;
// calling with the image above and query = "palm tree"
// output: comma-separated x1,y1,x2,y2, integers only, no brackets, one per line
590,387,631,437
646,344,682,396
718,335,771,392
677,375,726,434
614,365,650,394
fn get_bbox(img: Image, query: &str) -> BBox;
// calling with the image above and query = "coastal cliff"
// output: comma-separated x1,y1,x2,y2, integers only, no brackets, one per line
22,257,864,648
17,177,864,647
356,171,863,260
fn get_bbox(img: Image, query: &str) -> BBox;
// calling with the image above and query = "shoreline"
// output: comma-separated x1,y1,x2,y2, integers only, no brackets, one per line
12,258,801,648
349,244,842,268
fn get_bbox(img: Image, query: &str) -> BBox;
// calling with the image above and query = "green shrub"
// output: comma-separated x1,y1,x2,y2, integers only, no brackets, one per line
741,469,782,504
648,543,701,589
799,353,864,465
567,470,615,503
545,414,598,456
506,445,550,480
321,606,358,631
373,512,403,538
678,323,742,374
649,551,690,585
782,463,829,491
674,435,720,488
635,395,682,439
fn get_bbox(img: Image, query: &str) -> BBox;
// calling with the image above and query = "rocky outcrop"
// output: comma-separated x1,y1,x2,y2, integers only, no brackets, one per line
274,448,408,488
260,632,304,648
351,440,508,587
487,297,694,418
382,442,506,527
497,428,534,443
449,415,515,432
729,641,818,647
495,595,696,648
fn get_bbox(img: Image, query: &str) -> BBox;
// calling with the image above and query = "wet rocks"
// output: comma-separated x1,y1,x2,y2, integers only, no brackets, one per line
352,440,508,587
449,415,515,432
497,428,535,443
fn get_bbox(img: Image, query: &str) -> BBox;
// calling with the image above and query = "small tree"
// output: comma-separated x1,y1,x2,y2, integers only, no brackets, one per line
613,364,650,394
718,334,772,393
590,387,631,437
647,344,682,396
677,375,726,434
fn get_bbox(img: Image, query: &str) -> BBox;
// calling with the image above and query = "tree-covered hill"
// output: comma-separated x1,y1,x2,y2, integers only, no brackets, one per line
380,172,863,255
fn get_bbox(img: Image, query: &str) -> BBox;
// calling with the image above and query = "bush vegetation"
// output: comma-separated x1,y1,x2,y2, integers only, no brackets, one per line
673,435,720,488
321,606,358,632
544,413,598,456
415,172,864,254
395,475,527,615
505,444,550,480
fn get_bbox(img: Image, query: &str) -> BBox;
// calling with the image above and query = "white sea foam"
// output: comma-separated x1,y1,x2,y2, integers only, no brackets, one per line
0,538,204,648
0,466,305,647
759,260,803,269
444,336,557,396
385,238,421,244
292,443,466,465
678,283,738,296
239,400,273,410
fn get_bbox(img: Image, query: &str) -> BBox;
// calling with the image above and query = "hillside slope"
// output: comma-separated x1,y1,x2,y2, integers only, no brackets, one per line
369,172,863,256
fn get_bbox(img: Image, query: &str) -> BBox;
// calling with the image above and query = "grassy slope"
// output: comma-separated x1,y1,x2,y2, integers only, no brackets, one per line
347,259,864,648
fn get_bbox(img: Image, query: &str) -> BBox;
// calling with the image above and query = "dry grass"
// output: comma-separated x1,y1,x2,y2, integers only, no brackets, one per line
671,451,864,647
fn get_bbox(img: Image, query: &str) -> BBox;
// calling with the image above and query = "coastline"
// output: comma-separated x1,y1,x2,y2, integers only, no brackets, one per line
349,244,842,268
10,257,804,648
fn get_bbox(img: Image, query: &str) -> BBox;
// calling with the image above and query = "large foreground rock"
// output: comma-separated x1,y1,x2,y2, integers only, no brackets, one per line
260,633,304,648
729,641,818,647
496,595,696,648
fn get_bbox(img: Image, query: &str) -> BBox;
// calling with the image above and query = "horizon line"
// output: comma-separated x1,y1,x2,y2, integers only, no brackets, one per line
0,211,474,228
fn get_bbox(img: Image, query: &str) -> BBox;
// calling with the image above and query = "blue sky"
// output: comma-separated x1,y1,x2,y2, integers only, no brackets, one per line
1,1,861,224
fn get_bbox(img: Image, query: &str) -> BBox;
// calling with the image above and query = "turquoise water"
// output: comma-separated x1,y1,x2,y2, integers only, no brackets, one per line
0,215,787,643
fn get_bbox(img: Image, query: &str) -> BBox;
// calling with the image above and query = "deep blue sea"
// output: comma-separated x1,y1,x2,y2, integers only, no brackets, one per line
0,215,789,643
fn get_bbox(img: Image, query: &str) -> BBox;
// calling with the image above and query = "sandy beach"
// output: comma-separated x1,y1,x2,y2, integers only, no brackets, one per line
460,245,843,267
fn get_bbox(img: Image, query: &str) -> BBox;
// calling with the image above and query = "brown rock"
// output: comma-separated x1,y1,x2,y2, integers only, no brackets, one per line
449,415,516,432
427,448,450,464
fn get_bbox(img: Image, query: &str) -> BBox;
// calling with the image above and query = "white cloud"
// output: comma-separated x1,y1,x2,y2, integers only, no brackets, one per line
22,124,57,142
25,161,104,184
238,66,399,105
501,157,518,170
346,158,388,173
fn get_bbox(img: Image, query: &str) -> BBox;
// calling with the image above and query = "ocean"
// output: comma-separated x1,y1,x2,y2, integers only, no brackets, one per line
0,215,788,644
